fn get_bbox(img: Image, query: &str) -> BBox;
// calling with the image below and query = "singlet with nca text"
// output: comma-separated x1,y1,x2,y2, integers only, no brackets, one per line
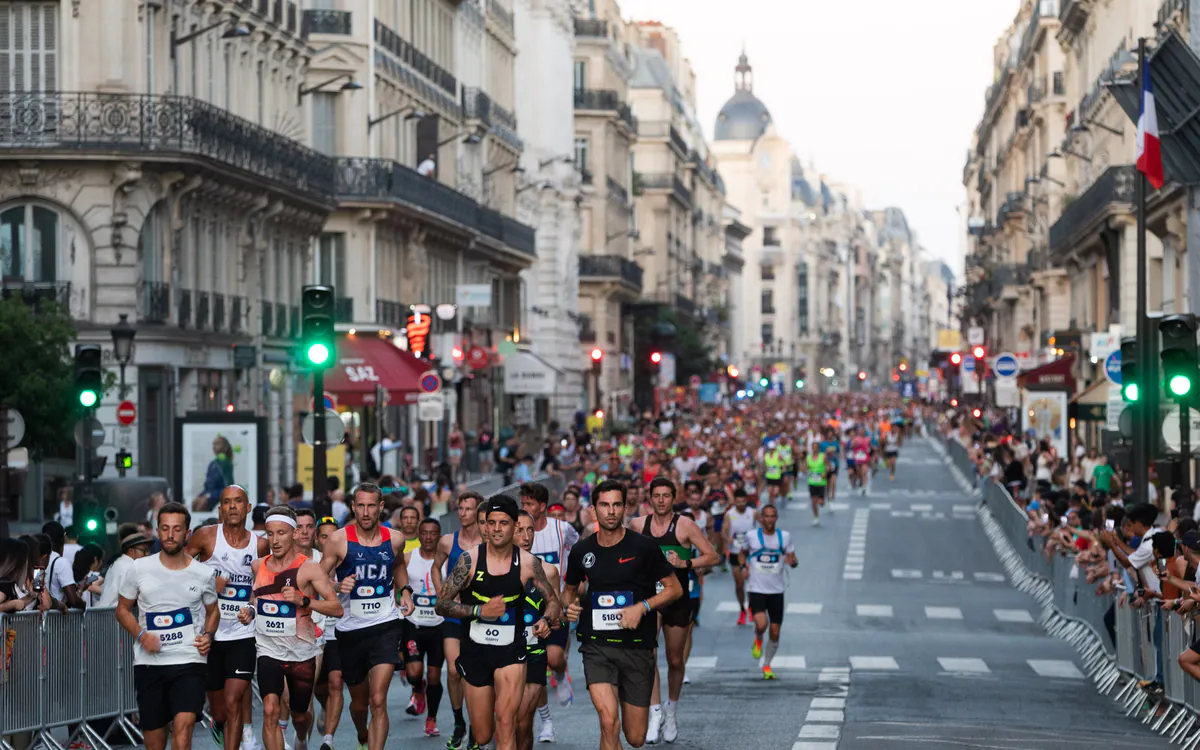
335,525,399,632
211,526,258,641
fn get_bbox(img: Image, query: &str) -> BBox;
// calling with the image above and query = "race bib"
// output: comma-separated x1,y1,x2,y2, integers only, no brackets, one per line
350,582,389,618
217,583,252,621
469,620,515,646
409,594,440,626
145,607,195,651
754,551,782,575
733,531,748,550
854,451,868,462
591,591,632,632
522,625,539,645
256,600,298,637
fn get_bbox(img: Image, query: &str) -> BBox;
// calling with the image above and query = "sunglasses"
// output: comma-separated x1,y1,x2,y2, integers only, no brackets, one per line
318,517,338,526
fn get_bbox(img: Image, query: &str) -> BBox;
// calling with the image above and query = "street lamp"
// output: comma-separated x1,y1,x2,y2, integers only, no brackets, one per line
298,74,363,104
367,106,425,133
171,20,250,59
110,313,136,399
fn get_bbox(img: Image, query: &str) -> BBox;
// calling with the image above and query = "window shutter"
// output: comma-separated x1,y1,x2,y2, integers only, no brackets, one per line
11,3,25,93
0,5,11,93
37,3,55,92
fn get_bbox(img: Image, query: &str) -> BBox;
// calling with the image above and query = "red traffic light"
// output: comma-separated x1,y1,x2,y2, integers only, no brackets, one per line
650,351,663,364
594,409,604,419
950,398,959,407
898,362,908,372
892,373,900,382
857,371,866,380
949,352,963,365
590,347,603,362
972,408,982,418
972,345,986,359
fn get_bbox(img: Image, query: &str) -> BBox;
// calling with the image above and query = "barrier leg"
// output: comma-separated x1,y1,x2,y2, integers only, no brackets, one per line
1171,714,1195,743
1151,704,1173,732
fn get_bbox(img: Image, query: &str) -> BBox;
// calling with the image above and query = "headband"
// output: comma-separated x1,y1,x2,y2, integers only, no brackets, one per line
266,515,298,528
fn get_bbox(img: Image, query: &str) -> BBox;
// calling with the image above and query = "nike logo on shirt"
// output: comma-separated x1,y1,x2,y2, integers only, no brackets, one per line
619,557,635,564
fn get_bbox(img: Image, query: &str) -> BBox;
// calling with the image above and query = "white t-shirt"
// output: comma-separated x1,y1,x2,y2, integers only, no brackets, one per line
119,554,218,666
62,543,83,568
1128,527,1166,595
45,551,77,600
745,528,794,595
97,554,137,608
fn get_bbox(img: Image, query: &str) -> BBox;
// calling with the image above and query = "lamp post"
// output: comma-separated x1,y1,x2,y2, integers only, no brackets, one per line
110,313,136,399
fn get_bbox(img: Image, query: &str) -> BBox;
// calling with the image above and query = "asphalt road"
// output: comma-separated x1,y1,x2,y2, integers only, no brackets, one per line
237,437,1170,749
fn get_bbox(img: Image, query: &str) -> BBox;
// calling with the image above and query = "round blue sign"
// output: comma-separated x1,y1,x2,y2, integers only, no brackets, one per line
419,372,442,393
994,353,1019,378
1105,349,1122,385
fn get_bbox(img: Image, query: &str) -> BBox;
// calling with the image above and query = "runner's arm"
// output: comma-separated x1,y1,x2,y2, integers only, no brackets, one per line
528,553,562,625
430,537,450,592
392,536,414,614
318,531,346,576
649,572,683,609
301,562,343,618
434,550,477,620
184,525,211,560
678,516,719,570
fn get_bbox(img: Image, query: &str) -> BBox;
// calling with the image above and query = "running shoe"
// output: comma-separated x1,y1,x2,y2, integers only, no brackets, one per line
424,718,440,737
762,665,776,680
555,672,574,707
413,692,427,715
447,725,467,750
244,727,261,750
538,719,556,743
812,517,820,527
683,672,691,685
646,709,662,744
406,694,420,716
662,705,678,743
356,743,368,750
320,742,334,750
210,723,224,748
736,610,747,626
752,637,762,660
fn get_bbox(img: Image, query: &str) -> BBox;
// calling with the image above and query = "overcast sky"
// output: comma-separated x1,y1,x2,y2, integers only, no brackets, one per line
618,0,1019,279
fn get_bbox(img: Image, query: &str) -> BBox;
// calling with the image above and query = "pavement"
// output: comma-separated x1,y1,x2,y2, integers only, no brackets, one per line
240,438,1171,749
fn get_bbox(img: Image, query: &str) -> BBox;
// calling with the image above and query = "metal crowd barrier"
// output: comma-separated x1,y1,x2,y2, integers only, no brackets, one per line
0,608,140,750
440,472,568,535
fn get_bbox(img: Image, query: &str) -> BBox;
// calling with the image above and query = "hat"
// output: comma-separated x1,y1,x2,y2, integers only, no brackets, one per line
547,503,565,513
120,531,153,551
1182,531,1200,551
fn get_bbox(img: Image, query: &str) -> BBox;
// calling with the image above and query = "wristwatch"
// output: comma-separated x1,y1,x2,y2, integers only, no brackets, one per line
301,595,311,609
685,559,693,570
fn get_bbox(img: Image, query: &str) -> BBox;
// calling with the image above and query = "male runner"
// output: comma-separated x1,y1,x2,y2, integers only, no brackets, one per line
435,496,561,750
638,477,718,743
186,485,267,750
432,491,486,750
807,448,829,527
817,429,841,501
762,441,784,505
562,480,682,750
849,429,872,496
312,517,344,750
397,506,422,554
237,508,342,750
722,490,757,624
403,516,446,738
514,511,561,749
884,424,901,480
520,482,580,718
116,502,219,750
740,505,797,679
318,484,415,750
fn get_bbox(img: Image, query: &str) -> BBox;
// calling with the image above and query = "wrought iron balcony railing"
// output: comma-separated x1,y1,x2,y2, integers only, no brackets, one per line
0,280,71,310
261,301,273,337
230,295,245,334
574,88,620,112
674,294,696,318
574,18,608,37
578,254,643,291
462,87,492,125
179,289,192,329
302,9,352,36
141,281,170,323
0,92,335,202
196,291,211,330
376,299,405,328
212,292,226,332
1049,165,1136,255
639,173,692,207
373,19,457,96
606,175,629,206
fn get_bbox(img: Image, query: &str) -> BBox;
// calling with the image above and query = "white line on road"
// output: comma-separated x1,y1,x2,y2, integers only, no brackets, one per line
843,572,863,580
1027,659,1085,679
797,724,841,739
974,572,1006,582
889,510,915,518
715,601,741,613
891,569,922,579
938,657,990,673
686,656,718,669
869,502,893,510
855,604,893,617
786,603,824,615
910,503,934,512
804,709,845,723
772,655,808,669
924,606,964,620
849,656,900,670
993,608,1034,623
810,697,846,709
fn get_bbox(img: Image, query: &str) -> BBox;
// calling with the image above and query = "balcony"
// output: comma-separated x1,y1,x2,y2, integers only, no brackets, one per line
1159,0,1189,34
373,19,457,97
574,18,608,37
376,299,405,328
639,173,691,207
335,296,354,323
1,280,70,311
689,150,718,187
487,0,515,38
574,88,637,131
578,254,644,294
462,87,492,126
606,175,629,206
674,294,697,318
140,281,171,323
988,263,1032,299
302,9,352,36
1059,0,1091,35
1049,165,1135,255
997,191,1027,225
0,92,335,204
229,296,245,334
335,157,537,257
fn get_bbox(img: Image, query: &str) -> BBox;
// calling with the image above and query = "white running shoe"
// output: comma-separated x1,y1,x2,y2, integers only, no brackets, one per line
537,719,556,743
242,727,260,750
554,672,574,707
812,517,820,527
662,704,678,743
683,672,691,685
646,708,662,744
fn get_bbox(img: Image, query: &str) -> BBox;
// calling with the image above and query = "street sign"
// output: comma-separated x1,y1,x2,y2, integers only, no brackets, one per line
116,400,137,426
419,371,442,394
466,346,490,370
3,408,25,449
418,392,445,421
1106,385,1125,431
967,326,985,346
116,426,134,450
689,375,701,389
993,353,1019,379
301,409,345,446
310,391,338,412
962,356,976,373
1104,349,1122,385
73,418,106,448
1162,406,1200,454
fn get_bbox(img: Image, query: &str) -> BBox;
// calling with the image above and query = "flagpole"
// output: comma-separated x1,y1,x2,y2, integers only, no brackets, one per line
1135,36,1151,504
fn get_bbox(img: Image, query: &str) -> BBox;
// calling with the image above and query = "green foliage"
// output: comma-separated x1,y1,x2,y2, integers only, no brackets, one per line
632,306,717,406
0,297,77,458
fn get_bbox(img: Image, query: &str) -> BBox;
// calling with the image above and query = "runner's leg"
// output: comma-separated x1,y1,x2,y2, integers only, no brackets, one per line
587,684,624,750
463,683,496,747
364,662,395,750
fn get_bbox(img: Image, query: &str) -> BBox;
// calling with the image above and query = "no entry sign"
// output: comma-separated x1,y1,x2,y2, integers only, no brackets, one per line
116,401,137,426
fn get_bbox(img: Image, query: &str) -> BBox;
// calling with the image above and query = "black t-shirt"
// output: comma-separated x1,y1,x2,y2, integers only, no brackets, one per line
565,529,675,649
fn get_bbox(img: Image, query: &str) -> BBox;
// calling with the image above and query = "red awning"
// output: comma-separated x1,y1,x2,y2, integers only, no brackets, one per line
322,334,427,406
1018,355,1076,392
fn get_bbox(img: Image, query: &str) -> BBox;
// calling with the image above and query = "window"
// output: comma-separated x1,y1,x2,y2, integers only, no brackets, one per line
223,43,232,111
574,137,589,173
761,264,775,281
312,93,337,155
761,290,774,314
763,227,779,245
573,60,587,92
761,324,773,345
314,233,346,292
139,202,165,284
797,261,809,334
1,202,60,282
256,59,265,125
0,2,58,92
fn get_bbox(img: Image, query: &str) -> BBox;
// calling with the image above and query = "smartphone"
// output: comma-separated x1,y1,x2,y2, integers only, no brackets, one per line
32,566,46,593
1106,519,1115,532
85,571,100,586
1060,516,1068,528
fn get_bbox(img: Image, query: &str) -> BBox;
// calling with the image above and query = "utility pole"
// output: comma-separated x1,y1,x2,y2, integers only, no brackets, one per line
1133,37,1151,503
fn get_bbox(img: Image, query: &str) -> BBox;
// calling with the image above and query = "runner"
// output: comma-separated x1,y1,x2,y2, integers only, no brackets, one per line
318,484,416,750
520,482,580,723
432,491,486,750
116,501,219,750
637,477,719,744
237,508,342,750
850,428,872,496
722,490,757,624
397,506,423,555
434,496,562,750
762,441,784,505
186,485,267,750
884,423,901,480
561,480,682,750
807,447,831,526
514,510,561,749
817,429,841,502
312,516,344,750
740,504,797,679
402,516,446,738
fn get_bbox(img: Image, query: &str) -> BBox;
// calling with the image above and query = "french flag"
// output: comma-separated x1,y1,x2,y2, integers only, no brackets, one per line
1136,64,1165,189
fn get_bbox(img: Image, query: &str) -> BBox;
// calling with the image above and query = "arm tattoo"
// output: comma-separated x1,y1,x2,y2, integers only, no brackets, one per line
434,551,477,619
531,556,562,623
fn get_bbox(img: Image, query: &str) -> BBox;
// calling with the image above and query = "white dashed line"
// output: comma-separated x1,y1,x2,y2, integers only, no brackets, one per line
771,655,808,669
993,608,1034,623
855,604,893,617
974,572,1006,583
924,606,963,620
849,656,900,670
938,657,990,674
891,569,923,579
910,503,934,512
1027,659,1085,679
786,603,824,615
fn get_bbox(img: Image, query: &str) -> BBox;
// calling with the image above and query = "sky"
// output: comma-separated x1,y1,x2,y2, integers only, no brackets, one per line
617,0,1020,280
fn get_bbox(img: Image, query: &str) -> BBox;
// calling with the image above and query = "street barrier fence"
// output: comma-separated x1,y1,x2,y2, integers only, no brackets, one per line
442,473,568,535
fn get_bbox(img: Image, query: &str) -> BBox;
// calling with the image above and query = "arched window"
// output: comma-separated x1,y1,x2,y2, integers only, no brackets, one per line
0,202,61,283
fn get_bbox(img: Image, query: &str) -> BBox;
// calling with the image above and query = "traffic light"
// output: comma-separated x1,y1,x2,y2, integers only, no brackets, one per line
649,351,663,365
972,407,982,419
115,448,132,477
759,377,769,387
857,371,867,381
949,352,962,366
590,347,603,374
301,285,336,368
950,398,959,407
74,344,103,409
972,345,986,360
898,362,908,373
76,499,102,536
795,379,804,389
1160,314,1198,399
1121,337,1139,402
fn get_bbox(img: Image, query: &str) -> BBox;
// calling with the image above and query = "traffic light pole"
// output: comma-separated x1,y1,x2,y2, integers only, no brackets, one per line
1134,37,1151,504
313,368,327,507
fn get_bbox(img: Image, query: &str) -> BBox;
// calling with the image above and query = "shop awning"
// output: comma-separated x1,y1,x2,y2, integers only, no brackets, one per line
503,350,562,395
1069,378,1110,422
322,334,427,406
1018,355,1076,392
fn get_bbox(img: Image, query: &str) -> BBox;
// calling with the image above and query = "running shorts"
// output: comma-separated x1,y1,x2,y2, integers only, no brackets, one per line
205,636,256,690
525,654,548,685
135,663,206,730
402,621,446,667
808,484,826,499
257,656,317,714
456,641,528,688
318,640,342,682
748,592,785,624
335,620,402,687
580,641,655,707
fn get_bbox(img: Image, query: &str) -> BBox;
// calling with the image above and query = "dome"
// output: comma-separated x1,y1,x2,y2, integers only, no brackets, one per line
714,51,772,142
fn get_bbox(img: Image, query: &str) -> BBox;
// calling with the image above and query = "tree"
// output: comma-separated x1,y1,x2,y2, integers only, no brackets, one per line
632,305,717,408
0,295,77,459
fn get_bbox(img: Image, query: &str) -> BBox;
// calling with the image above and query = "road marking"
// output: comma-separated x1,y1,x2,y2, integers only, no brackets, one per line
1027,659,1085,679
821,667,850,673
910,503,934,512
686,656,718,669
817,671,850,683
953,504,976,513
932,570,964,581
845,553,864,563
716,601,741,613
843,572,863,580
938,657,990,673
889,510,915,518
974,572,1006,582
843,564,864,573
772,655,807,669
792,743,838,750
924,606,963,620
891,569,922,579
797,724,841,739
869,502,892,510
993,608,1034,623
828,503,850,511
810,697,846,709
849,656,899,670
804,709,845,723
786,603,824,615
855,604,893,617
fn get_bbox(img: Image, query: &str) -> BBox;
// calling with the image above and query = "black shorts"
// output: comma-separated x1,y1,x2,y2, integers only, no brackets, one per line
660,595,695,629
788,465,799,478
402,621,445,667
257,656,317,714
767,477,783,487
748,592,785,624
335,620,402,687
318,640,342,682
579,641,655,707
808,484,826,499
525,654,548,685
205,636,257,691
544,625,569,651
135,663,207,731
456,640,528,688
441,619,464,641
885,449,898,459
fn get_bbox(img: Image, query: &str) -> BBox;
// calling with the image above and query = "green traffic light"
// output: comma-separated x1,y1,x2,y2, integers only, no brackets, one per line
306,342,331,366
759,378,769,387
84,518,99,532
1170,374,1193,397
79,389,98,408
796,379,805,389
1124,382,1139,401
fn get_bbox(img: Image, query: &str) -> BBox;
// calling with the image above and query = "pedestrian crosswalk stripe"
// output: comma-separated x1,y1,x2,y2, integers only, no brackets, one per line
869,502,892,510
843,572,863,580
847,541,865,550
993,608,1034,623
974,572,1006,582
798,724,841,740
686,656,718,669
845,553,864,563
805,709,844,723
932,571,964,580
786,603,823,615
843,564,864,573
953,504,976,513
828,503,850,511
891,569,922,579
792,743,838,750
924,606,963,620
716,601,741,613
855,604,892,617
849,656,899,670
938,657,990,674
810,697,846,709
910,503,934,512
889,510,915,518
1026,659,1084,679
820,667,850,673
772,655,807,669
818,671,850,683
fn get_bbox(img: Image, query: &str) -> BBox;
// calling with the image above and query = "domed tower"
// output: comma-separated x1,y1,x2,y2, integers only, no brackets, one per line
714,50,772,141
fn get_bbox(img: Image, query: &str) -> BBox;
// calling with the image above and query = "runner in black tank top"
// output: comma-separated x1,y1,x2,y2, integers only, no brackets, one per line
640,515,695,628
460,542,526,678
